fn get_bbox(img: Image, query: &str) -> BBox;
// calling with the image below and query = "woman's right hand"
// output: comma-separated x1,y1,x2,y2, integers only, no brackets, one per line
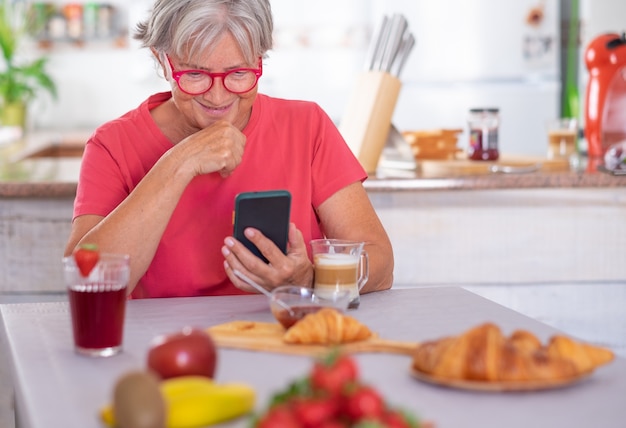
223,223,314,293
174,120,247,178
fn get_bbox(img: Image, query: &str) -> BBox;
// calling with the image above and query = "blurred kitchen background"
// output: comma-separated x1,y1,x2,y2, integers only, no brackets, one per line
16,0,626,157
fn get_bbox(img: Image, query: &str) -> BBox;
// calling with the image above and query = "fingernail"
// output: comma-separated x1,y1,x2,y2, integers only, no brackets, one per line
221,246,230,256
244,228,255,238
224,237,235,247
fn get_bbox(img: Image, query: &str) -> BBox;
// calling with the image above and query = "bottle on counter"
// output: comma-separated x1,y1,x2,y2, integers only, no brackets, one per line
47,10,67,40
63,4,83,40
467,108,500,161
83,2,99,39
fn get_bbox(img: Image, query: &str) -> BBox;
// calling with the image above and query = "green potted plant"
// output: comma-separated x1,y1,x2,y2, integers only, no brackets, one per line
0,1,56,129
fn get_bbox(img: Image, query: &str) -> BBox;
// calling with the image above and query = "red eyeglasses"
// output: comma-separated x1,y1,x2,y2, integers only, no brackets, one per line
166,55,263,95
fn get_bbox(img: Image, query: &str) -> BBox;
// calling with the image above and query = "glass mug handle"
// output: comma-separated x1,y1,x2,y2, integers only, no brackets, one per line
357,251,369,291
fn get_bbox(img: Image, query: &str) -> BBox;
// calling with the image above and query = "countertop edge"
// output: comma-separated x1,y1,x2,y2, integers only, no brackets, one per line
0,182,78,198
2,131,625,197
2,171,626,199
363,171,626,192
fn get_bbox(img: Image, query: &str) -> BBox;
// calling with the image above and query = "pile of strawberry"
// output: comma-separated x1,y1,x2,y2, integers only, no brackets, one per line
254,352,424,428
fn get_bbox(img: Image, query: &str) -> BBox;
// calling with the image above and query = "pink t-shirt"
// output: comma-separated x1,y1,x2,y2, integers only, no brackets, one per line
74,92,367,298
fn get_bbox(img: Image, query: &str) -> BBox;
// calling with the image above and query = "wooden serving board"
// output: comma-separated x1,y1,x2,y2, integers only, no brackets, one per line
418,155,570,177
207,321,418,357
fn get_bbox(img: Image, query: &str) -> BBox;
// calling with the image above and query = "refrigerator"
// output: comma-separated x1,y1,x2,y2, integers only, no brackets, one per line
369,0,561,157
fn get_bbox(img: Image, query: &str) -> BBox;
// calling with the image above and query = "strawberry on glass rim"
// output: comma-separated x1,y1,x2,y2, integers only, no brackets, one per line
73,244,100,277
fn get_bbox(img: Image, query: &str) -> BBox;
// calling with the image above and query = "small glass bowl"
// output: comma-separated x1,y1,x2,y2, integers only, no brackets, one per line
269,285,351,329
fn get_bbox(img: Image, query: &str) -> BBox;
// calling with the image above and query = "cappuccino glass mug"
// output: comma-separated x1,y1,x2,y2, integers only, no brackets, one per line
547,118,578,161
310,239,369,309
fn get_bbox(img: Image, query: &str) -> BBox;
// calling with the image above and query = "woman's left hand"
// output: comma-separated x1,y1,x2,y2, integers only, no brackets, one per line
222,223,313,293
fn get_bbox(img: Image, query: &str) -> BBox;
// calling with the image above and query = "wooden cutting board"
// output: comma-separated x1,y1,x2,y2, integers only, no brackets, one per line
418,155,570,177
207,321,418,357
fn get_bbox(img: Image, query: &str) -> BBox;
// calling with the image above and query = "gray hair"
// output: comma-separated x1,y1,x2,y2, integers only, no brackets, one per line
134,0,273,64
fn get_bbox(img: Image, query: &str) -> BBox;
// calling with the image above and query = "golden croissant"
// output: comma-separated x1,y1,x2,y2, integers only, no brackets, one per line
547,335,615,373
412,323,614,382
283,308,372,345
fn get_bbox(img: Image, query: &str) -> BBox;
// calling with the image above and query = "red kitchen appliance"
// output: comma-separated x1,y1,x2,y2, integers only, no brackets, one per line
584,32,626,160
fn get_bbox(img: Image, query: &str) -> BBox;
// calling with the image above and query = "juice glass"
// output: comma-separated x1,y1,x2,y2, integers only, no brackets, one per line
63,253,130,357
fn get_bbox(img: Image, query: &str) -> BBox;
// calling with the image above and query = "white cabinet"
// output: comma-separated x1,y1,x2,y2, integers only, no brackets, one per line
370,187,626,284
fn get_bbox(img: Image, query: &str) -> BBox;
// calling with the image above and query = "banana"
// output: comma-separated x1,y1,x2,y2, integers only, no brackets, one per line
162,377,255,428
160,375,216,397
100,375,256,428
100,405,115,426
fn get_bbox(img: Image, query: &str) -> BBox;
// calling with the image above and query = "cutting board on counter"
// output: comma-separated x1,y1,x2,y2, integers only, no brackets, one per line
207,320,418,357
418,155,570,177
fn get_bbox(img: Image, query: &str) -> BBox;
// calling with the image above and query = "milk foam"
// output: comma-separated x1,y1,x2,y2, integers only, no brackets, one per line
315,253,359,266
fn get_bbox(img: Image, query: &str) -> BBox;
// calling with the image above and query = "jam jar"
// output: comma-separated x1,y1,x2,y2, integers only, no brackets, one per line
467,108,500,160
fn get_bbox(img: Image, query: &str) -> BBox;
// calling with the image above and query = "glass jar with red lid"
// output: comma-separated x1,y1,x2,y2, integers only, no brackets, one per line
467,108,500,161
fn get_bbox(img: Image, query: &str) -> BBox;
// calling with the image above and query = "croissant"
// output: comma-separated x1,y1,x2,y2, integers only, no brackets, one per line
509,329,542,354
283,308,372,345
412,323,614,382
547,335,615,373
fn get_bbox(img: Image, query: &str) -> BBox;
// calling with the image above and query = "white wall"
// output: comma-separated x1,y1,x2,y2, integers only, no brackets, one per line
29,48,168,130
26,0,169,130
24,0,626,157
580,0,626,47
29,0,371,131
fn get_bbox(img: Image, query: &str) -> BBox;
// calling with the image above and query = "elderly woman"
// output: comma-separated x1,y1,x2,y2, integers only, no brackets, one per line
64,0,393,298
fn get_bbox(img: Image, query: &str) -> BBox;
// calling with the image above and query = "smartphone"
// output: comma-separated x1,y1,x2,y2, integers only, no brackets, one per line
233,190,292,263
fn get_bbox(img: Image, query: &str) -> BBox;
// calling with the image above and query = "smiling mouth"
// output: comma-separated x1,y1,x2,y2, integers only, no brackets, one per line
199,101,233,116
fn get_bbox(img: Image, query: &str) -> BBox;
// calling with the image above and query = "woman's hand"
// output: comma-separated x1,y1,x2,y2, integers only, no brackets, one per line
222,223,314,293
173,120,247,178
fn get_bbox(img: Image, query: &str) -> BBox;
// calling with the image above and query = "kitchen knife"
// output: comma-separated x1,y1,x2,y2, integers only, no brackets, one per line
373,15,393,71
391,32,415,77
381,14,408,73
365,15,388,71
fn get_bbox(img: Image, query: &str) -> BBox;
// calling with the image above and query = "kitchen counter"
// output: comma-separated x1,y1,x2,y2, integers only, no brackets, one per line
1,129,625,197
2,166,625,198
369,168,625,191
1,150,625,199
0,130,86,198
0,158,81,197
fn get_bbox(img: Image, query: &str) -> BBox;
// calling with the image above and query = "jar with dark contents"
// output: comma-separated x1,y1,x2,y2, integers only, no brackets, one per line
467,108,500,160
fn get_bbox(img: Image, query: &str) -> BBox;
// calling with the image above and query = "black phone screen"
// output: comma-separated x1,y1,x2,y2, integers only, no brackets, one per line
233,190,291,263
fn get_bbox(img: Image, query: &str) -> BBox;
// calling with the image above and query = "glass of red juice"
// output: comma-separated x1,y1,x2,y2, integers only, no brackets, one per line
63,253,130,357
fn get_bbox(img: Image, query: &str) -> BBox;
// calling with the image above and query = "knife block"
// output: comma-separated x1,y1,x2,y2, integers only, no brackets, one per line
339,71,402,174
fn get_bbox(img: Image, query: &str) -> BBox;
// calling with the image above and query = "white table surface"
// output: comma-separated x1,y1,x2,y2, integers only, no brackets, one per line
1,286,625,428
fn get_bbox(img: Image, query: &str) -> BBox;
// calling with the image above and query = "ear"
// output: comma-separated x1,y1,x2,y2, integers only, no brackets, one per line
151,48,169,78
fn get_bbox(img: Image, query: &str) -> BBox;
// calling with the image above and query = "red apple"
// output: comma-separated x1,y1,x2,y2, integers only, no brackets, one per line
147,327,217,380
